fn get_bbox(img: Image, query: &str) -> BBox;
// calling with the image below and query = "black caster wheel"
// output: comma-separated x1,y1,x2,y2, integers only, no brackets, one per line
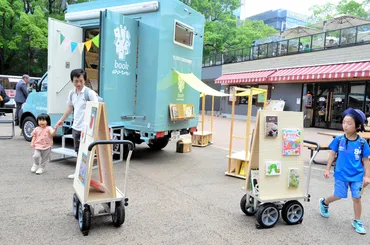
240,194,257,216
255,203,280,229
112,201,125,227
73,194,80,219
281,200,304,225
78,204,91,236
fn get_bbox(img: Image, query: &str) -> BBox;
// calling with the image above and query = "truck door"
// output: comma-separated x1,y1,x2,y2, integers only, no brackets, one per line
99,10,138,122
47,18,83,114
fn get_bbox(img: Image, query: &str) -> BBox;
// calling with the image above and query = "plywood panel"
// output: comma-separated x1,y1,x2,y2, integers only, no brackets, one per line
257,110,304,201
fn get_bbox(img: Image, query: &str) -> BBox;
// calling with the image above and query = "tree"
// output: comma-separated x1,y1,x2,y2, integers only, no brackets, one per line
181,0,277,55
308,0,369,23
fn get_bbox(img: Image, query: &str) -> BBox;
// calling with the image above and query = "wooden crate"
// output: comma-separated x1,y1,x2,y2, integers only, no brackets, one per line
191,131,212,147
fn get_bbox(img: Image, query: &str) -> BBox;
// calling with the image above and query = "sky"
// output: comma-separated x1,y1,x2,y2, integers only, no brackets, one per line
242,0,343,18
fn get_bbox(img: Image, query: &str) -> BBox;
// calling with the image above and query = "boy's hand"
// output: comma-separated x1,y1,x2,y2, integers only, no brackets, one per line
324,170,330,179
30,143,35,148
364,176,370,186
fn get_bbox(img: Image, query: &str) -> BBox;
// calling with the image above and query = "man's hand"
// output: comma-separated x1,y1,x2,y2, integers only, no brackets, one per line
324,169,330,179
30,143,35,148
56,120,63,128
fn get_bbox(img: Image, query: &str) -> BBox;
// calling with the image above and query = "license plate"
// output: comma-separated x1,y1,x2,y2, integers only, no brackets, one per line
171,131,180,140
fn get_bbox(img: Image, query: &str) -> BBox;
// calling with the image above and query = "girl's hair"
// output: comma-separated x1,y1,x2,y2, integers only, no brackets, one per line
36,113,51,126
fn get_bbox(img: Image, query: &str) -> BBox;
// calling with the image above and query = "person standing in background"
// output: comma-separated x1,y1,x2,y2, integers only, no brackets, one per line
14,74,30,126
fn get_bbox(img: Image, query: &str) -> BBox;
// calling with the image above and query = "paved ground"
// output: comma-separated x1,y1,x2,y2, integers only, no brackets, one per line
0,113,369,245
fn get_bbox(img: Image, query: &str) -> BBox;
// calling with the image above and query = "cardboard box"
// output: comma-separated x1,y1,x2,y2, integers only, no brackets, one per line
176,140,192,153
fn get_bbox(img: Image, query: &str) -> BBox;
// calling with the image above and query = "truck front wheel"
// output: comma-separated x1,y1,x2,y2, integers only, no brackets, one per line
148,138,169,150
22,116,37,142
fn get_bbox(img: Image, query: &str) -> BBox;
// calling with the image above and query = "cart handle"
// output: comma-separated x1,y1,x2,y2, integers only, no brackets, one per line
303,140,320,152
88,140,135,152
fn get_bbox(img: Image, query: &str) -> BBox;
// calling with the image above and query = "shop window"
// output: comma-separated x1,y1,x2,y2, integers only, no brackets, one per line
174,20,194,49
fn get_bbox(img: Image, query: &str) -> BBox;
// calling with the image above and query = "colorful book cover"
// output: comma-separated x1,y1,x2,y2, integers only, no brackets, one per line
87,106,97,136
265,161,281,176
239,161,246,176
265,116,278,138
282,128,301,156
78,153,88,186
288,168,300,188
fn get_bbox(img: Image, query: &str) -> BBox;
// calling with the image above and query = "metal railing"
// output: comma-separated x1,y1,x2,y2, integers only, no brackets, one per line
202,23,370,67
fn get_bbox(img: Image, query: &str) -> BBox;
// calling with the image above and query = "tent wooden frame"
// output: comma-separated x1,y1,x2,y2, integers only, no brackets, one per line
225,87,268,179
192,93,215,147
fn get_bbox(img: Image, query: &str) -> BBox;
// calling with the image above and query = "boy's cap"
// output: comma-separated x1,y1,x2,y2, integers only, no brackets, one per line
342,108,366,131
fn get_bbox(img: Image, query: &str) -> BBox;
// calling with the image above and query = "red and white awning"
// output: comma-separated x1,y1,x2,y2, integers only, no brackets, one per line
214,70,276,84
269,61,370,81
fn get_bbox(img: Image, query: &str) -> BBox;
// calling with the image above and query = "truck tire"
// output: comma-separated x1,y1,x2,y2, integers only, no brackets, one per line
148,138,169,150
22,116,37,142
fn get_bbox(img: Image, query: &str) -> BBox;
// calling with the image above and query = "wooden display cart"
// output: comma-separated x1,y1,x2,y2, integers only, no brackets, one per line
239,109,317,229
191,93,215,147
225,87,267,179
72,101,134,236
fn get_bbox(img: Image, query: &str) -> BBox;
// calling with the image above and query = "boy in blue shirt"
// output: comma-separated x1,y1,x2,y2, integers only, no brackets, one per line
320,108,370,234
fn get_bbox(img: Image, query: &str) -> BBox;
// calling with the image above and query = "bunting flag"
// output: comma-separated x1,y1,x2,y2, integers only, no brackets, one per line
64,38,71,50
60,33,65,45
77,43,85,54
92,34,100,48
59,33,100,54
71,42,78,53
85,40,92,52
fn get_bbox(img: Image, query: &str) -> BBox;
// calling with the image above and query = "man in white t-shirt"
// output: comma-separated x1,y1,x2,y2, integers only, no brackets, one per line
56,69,98,179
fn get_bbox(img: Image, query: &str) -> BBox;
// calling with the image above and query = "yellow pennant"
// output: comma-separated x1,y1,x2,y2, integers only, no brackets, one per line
84,40,92,51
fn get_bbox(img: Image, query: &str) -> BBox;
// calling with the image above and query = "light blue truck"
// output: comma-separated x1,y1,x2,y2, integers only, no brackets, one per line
19,0,206,156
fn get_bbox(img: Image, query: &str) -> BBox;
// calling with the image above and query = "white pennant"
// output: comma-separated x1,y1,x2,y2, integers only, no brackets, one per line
77,43,85,54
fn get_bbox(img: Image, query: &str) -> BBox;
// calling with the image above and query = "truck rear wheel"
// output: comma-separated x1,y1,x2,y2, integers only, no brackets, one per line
22,116,37,142
148,138,169,150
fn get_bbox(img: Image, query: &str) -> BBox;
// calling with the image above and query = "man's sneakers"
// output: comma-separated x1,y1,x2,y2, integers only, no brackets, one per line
319,198,330,218
353,220,367,235
68,174,75,179
31,164,39,173
36,168,45,175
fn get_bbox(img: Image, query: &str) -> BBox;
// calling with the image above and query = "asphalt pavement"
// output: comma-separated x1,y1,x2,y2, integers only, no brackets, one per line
0,114,369,245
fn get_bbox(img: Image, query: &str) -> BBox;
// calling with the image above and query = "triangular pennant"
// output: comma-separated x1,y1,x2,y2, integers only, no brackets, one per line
78,43,85,54
92,34,100,48
60,33,65,45
64,38,71,50
84,40,92,52
71,42,78,53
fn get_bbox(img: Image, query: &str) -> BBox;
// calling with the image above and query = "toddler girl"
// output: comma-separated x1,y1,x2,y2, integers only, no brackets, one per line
30,113,57,174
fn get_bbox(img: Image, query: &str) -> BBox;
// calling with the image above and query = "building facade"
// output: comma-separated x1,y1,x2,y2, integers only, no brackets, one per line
248,9,308,32
201,22,370,130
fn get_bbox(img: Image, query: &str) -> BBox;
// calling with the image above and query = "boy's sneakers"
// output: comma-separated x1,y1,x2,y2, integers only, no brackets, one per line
31,164,39,173
353,220,367,234
36,168,45,175
319,198,330,218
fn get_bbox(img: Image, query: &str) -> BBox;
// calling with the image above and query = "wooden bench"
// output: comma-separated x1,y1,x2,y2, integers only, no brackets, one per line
303,142,331,165
0,108,15,139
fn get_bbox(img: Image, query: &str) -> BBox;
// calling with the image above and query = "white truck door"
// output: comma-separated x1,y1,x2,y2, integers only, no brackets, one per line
47,18,83,114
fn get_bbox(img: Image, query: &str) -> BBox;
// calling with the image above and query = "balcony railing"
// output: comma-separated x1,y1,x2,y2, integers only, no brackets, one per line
202,23,370,67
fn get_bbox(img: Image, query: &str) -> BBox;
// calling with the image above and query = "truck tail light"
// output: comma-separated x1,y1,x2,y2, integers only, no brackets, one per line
189,127,197,132
156,132,165,138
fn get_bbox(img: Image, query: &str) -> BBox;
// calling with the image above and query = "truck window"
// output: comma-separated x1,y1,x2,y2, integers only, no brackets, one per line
174,20,194,49
40,76,48,92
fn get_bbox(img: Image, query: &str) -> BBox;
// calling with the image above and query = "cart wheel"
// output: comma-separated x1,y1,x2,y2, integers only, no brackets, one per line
112,201,125,227
78,204,91,236
281,200,304,225
73,193,80,219
240,194,257,216
256,203,280,228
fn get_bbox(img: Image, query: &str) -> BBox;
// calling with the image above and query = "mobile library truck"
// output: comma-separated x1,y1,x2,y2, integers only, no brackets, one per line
19,0,220,158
